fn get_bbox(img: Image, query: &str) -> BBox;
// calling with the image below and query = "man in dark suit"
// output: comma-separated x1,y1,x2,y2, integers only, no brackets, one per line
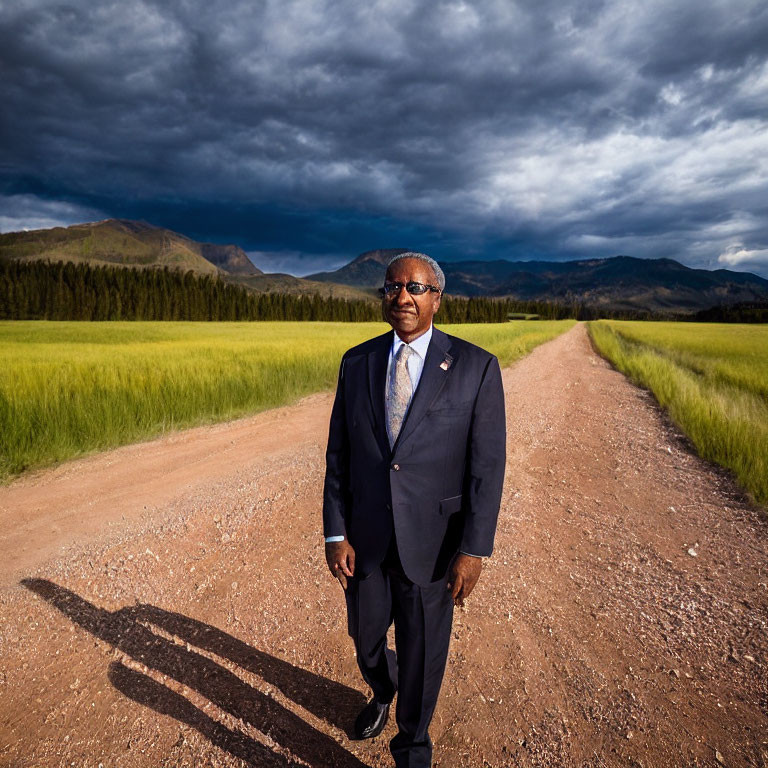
323,252,506,768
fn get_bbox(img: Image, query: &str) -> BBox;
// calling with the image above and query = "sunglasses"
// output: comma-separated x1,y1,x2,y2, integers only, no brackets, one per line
378,281,441,297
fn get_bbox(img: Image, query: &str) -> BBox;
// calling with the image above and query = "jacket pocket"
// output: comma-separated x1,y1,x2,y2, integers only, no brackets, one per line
439,494,463,516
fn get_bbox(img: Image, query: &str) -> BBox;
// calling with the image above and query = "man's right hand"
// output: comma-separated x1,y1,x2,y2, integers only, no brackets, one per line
325,539,356,590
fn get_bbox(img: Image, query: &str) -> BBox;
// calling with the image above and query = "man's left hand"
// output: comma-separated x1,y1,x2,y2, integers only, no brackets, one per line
447,553,482,607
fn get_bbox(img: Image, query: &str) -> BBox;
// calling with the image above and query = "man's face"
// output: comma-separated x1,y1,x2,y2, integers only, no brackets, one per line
382,258,442,343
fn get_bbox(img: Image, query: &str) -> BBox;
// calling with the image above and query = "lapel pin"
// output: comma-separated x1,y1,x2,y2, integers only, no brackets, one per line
440,354,453,371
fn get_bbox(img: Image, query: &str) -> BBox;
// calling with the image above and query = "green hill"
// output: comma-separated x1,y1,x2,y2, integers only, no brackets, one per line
0,219,261,276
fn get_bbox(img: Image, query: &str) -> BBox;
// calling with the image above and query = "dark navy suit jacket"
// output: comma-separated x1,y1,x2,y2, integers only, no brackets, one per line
322,326,506,586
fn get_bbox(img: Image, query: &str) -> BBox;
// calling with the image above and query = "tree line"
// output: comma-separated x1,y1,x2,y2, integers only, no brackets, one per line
690,301,768,323
4,260,762,323
0,260,381,322
0,260,522,323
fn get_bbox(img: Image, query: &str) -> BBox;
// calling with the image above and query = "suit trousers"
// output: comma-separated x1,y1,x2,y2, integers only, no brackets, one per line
344,539,455,768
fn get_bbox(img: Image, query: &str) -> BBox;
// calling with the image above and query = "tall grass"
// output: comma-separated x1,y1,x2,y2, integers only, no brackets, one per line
1,319,573,481
597,322,768,399
588,320,768,507
441,320,576,368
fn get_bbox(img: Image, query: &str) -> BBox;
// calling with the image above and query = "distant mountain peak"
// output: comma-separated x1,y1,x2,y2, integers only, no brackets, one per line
306,247,411,287
350,248,411,265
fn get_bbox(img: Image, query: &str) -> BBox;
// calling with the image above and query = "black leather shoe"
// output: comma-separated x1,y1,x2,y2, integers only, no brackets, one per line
354,698,391,739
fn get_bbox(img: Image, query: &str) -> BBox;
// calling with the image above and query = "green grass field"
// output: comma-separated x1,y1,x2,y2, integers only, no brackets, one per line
0,319,574,482
588,320,768,507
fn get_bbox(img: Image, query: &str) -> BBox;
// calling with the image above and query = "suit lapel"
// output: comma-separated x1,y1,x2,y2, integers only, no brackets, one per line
367,330,393,455
392,327,454,454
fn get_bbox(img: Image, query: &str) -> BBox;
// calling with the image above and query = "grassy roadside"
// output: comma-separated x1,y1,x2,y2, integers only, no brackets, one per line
588,320,768,507
1,319,574,482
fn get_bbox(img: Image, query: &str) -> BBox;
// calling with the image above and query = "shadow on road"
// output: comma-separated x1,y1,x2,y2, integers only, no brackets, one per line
22,578,368,768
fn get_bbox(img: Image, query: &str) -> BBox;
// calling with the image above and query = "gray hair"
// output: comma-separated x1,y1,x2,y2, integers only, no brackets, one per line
386,251,446,292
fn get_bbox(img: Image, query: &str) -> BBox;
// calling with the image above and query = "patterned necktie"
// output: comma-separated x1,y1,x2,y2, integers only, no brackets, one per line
387,344,415,447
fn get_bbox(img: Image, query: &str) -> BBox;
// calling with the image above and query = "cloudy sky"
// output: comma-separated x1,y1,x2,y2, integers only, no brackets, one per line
2,0,767,277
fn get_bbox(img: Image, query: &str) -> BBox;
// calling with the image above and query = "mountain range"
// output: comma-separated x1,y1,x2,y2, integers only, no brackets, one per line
307,249,768,313
3,220,768,313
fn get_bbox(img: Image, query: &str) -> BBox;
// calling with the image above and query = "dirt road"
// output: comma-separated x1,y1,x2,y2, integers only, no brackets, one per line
1,323,765,767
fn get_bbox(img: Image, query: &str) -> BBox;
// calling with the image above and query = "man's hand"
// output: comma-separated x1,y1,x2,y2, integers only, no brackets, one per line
325,539,355,590
447,553,482,607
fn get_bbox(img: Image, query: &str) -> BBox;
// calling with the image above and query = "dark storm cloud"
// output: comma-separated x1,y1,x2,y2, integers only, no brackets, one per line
1,0,767,275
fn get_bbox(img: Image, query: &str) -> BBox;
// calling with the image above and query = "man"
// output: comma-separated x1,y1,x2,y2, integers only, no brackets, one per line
322,252,506,768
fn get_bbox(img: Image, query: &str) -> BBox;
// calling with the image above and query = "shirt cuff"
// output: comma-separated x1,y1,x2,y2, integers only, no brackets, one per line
325,535,345,543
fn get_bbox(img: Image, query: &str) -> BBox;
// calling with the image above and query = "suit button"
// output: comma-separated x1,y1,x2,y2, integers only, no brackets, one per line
392,464,400,471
